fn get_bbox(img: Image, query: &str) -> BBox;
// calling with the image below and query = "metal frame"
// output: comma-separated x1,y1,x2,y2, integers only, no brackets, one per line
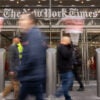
0,6,100,8
2,25,100,29
0,49,6,92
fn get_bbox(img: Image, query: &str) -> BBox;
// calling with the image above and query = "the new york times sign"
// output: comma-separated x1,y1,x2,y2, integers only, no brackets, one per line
3,8,100,19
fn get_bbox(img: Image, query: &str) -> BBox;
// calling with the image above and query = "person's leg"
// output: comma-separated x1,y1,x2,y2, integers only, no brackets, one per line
35,87,44,100
2,83,13,97
55,85,63,97
18,83,29,100
32,82,44,100
69,70,75,91
74,68,84,90
13,80,20,100
61,71,74,100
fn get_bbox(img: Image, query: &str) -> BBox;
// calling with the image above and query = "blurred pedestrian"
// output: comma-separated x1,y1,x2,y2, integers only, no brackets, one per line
17,13,46,100
0,36,22,100
56,36,74,100
71,46,84,91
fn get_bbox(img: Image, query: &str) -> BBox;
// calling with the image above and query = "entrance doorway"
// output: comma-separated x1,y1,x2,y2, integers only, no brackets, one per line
79,27,100,83
86,29,100,81
42,26,100,84
1,26,100,83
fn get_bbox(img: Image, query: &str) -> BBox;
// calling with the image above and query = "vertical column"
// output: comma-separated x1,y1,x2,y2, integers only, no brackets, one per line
81,29,85,82
0,34,1,47
96,48,100,97
0,49,6,92
49,0,52,46
81,28,89,83
46,48,57,97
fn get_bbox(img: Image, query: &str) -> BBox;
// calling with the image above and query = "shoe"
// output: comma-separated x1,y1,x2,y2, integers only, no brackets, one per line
0,93,6,100
77,87,84,91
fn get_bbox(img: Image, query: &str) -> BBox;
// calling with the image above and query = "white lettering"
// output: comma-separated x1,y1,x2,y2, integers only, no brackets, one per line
93,11,98,18
3,8,100,19
69,8,77,16
62,8,67,17
3,9,10,18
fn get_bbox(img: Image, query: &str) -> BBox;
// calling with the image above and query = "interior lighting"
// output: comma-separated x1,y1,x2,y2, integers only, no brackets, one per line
38,1,41,4
75,0,80,1
17,1,19,4
59,1,63,4
81,0,84,4
9,0,14,1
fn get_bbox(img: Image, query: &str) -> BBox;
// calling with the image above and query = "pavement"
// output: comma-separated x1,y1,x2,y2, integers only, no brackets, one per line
1,81,100,100
46,85,100,100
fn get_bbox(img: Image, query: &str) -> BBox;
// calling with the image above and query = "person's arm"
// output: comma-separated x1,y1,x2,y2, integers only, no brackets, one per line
8,46,16,71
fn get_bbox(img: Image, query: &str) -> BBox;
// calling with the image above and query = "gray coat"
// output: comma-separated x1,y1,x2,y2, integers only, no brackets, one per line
8,44,20,72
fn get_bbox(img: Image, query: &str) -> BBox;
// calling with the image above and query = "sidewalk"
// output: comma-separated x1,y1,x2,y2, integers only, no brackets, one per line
4,86,100,100
46,85,100,100
70,86,99,100
1,81,100,100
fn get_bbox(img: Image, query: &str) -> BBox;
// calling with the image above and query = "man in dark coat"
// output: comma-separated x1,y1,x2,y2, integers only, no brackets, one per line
17,13,46,100
56,36,74,100
71,46,84,91
0,36,21,100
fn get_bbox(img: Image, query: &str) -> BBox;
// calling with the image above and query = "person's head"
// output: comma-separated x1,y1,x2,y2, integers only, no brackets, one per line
60,36,71,45
12,36,20,44
18,13,37,32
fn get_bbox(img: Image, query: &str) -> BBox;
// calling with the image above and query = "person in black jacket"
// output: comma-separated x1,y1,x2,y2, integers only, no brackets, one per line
56,36,74,100
71,46,84,91
17,13,46,100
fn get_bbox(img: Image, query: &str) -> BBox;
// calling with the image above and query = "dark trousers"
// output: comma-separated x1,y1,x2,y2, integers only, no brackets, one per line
72,67,84,88
19,81,44,100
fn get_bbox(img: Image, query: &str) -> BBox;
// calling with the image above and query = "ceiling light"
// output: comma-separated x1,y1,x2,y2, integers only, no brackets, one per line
86,0,91,1
17,1,19,4
41,0,46,1
71,5,76,7
38,1,41,4
54,0,58,1
91,5,95,7
81,1,84,4
59,1,63,4
75,0,80,1
10,0,14,1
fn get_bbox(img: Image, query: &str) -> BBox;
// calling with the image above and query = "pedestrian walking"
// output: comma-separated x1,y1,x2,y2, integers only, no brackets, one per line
17,13,46,100
56,36,74,100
